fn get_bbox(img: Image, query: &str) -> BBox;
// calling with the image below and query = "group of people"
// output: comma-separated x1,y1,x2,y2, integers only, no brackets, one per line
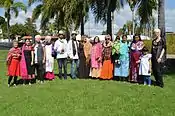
6,28,165,88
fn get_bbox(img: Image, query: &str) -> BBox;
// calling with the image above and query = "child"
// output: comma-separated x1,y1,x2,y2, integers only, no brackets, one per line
139,47,152,86
6,40,21,87
112,36,120,64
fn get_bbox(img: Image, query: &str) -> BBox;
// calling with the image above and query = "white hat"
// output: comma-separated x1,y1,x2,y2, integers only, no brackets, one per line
35,35,41,39
154,28,161,33
71,31,77,35
58,30,64,35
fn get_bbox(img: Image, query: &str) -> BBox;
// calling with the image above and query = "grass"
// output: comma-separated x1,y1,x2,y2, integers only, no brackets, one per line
0,50,175,116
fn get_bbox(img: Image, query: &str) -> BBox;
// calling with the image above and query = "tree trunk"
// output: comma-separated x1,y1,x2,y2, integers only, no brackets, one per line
158,0,166,59
81,16,84,36
107,11,112,36
6,8,10,42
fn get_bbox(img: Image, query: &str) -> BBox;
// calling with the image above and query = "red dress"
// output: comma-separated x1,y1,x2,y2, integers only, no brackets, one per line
7,47,21,76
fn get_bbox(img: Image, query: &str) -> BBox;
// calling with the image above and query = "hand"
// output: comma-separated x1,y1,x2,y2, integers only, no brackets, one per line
157,58,161,63
43,60,45,64
136,60,140,64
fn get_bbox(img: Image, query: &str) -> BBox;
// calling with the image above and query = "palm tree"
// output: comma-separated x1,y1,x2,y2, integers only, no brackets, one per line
1,0,27,41
90,0,126,36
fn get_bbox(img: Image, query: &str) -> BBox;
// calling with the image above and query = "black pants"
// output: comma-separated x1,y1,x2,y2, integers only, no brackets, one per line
152,59,164,88
8,76,17,85
35,63,45,81
57,58,67,79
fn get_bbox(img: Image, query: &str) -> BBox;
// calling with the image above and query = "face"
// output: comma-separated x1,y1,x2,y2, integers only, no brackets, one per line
25,39,31,46
72,34,77,40
122,36,127,41
13,42,18,48
35,37,40,43
105,38,110,43
155,32,160,37
84,38,87,42
94,37,99,43
135,36,139,41
59,34,64,39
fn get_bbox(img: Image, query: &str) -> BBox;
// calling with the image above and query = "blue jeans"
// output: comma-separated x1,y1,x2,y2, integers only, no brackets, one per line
57,58,67,79
71,59,79,79
143,75,151,85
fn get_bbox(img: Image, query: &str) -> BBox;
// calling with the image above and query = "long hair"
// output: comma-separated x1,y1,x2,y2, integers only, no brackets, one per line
93,36,100,45
132,34,142,43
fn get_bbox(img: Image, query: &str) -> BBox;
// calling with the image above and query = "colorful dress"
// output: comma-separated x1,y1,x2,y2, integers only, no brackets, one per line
45,44,55,80
100,41,113,79
20,44,35,80
7,47,21,76
130,41,144,82
112,40,120,63
114,41,130,77
90,43,102,78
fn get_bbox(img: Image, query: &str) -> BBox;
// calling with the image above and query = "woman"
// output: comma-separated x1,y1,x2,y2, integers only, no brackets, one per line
130,34,144,83
34,35,46,84
79,36,92,79
114,35,130,81
21,39,35,85
151,29,165,88
6,40,21,87
45,36,55,80
90,36,103,78
100,35,113,80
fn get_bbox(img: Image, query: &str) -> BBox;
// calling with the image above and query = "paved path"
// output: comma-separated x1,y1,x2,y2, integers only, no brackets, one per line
167,54,175,59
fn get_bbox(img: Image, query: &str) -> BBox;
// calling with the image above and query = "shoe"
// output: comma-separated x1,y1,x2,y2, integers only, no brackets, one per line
29,83,32,86
8,84,10,87
14,84,17,87
148,85,151,87
40,81,44,84
144,83,146,86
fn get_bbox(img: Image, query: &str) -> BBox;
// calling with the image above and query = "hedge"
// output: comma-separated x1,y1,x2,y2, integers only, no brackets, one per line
143,34,175,54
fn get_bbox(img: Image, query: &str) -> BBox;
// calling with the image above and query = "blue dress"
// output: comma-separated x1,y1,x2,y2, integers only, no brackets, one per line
114,41,130,77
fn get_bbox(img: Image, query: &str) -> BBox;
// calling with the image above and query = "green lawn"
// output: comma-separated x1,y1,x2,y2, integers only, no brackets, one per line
0,50,175,116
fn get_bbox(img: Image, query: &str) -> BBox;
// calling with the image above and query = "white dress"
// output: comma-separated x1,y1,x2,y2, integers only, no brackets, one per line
139,54,152,76
45,44,54,72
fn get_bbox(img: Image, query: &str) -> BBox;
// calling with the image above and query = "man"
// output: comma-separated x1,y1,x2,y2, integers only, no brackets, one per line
54,31,68,79
34,35,46,83
151,29,166,88
68,31,79,79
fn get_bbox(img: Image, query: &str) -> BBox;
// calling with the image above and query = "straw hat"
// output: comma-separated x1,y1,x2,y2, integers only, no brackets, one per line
45,36,52,42
71,31,77,35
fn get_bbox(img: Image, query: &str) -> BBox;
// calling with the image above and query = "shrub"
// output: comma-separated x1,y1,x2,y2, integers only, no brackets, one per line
143,34,175,54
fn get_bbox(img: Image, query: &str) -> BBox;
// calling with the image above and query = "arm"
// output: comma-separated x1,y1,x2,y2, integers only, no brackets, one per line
43,47,46,64
31,50,34,65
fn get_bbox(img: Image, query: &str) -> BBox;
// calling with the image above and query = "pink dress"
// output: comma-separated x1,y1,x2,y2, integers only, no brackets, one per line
90,43,103,78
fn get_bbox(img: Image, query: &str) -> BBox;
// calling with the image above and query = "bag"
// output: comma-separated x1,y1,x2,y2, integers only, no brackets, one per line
52,45,57,59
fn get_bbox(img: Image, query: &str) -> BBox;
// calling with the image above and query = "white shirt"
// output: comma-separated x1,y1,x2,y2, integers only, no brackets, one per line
139,54,152,76
34,43,45,64
54,39,68,59
67,40,79,59
45,44,54,72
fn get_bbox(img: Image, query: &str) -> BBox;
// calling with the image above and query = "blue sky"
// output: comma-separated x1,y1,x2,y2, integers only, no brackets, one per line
0,0,175,36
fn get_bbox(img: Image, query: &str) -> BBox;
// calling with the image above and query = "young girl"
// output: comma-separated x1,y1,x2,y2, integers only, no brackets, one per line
139,47,152,86
6,40,21,87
